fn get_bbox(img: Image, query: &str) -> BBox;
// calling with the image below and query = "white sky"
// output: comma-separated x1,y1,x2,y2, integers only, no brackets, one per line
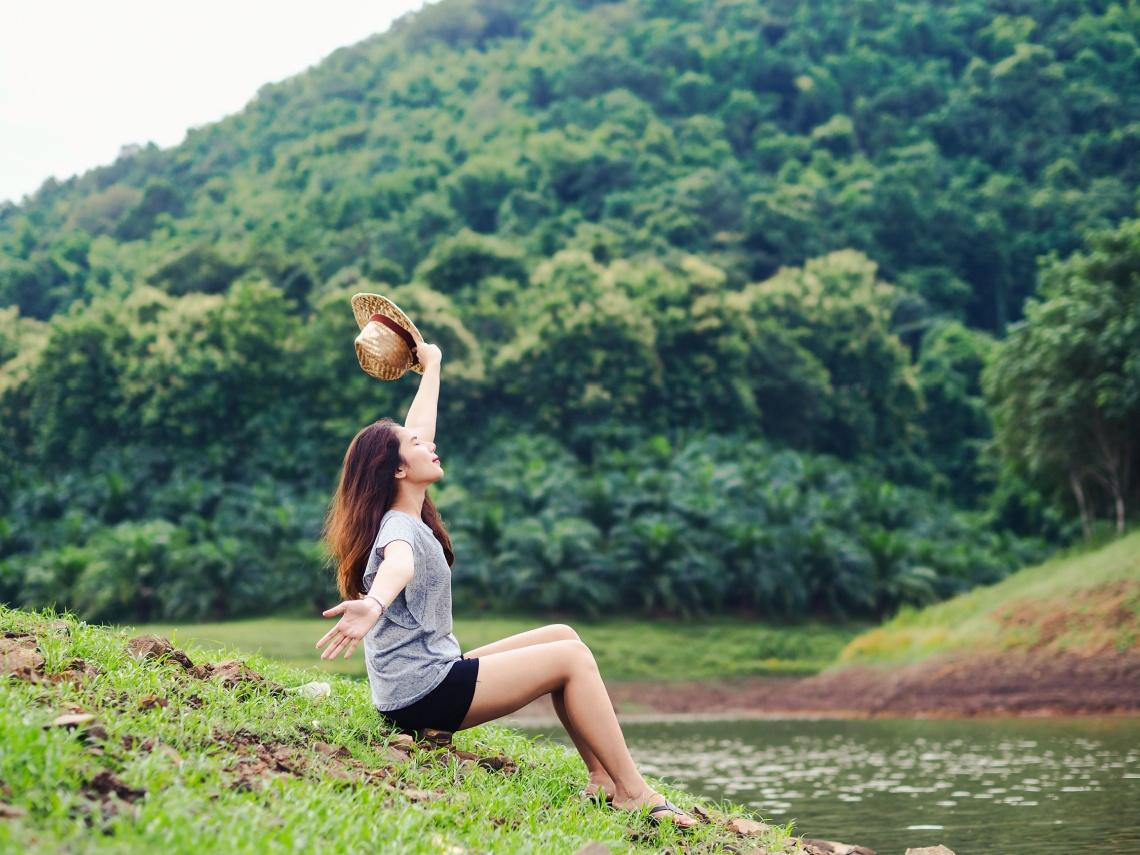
0,0,429,205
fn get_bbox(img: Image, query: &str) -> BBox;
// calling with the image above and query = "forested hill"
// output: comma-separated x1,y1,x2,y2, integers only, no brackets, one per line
1,0,1137,624
3,0,1136,329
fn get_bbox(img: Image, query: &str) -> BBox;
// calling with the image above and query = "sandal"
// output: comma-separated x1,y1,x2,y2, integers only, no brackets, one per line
645,799,693,827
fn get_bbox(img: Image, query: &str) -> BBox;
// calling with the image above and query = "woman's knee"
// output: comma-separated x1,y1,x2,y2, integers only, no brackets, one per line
546,623,580,643
556,639,597,674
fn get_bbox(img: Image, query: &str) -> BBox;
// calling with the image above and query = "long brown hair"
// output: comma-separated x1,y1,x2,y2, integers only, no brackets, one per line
323,418,454,599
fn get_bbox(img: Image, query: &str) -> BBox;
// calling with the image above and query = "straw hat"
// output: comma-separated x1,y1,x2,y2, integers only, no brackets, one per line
350,293,425,381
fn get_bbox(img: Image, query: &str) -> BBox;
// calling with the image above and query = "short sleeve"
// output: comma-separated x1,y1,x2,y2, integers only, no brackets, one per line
362,512,419,591
374,512,419,558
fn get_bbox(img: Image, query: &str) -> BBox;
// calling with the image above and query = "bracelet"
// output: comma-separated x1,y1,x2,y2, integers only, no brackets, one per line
363,594,386,616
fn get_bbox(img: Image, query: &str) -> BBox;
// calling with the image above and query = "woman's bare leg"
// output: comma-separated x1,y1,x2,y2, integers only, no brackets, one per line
459,639,694,825
463,625,613,796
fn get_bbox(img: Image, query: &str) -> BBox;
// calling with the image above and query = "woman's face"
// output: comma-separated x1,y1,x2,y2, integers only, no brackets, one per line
395,427,443,485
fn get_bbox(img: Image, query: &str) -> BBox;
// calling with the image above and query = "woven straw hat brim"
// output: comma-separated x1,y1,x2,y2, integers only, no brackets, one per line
351,293,422,337
350,292,425,380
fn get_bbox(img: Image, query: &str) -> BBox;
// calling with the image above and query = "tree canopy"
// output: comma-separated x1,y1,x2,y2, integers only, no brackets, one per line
2,0,1136,622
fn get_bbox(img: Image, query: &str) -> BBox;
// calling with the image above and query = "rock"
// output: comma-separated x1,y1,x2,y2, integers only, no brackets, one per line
288,681,331,699
803,839,877,855
126,636,194,670
313,742,352,760
209,660,264,688
0,802,24,820
0,802,27,819
55,658,101,684
905,848,956,855
86,770,145,803
728,817,771,836
157,744,184,768
475,754,517,773
402,787,442,802
574,843,613,855
420,728,452,747
44,713,97,729
137,694,168,710
0,636,44,677
84,724,109,743
380,745,411,763
388,733,416,750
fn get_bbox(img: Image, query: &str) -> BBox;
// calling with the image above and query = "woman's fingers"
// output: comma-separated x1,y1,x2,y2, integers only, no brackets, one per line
321,630,348,660
343,638,360,659
322,602,348,617
315,626,338,649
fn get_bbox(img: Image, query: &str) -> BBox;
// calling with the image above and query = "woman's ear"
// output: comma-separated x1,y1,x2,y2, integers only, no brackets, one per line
394,464,407,480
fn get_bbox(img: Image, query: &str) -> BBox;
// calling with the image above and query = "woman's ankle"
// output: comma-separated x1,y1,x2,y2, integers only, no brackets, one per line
612,784,656,805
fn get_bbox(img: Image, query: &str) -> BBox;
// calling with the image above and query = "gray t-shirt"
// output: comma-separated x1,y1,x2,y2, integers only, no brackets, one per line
361,509,462,710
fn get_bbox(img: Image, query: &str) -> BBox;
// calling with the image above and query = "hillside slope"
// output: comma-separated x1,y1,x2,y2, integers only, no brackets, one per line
840,529,1140,665
560,533,1140,718
2,606,876,854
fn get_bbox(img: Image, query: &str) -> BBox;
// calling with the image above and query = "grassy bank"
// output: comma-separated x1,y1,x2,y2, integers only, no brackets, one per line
841,530,1140,666
0,607,810,854
131,614,863,681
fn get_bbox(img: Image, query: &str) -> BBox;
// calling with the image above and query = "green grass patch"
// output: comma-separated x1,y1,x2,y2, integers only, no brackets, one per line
0,606,805,854
840,530,1140,666
129,614,864,682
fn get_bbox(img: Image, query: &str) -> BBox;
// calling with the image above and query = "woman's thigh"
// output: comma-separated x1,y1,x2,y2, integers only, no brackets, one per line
463,623,578,659
460,639,593,729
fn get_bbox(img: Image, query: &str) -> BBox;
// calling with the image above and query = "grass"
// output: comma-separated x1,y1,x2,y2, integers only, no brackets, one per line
840,529,1140,666
130,614,864,682
0,606,806,855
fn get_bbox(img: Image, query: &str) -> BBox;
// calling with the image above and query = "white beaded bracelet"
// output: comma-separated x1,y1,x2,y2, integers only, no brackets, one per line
363,594,386,616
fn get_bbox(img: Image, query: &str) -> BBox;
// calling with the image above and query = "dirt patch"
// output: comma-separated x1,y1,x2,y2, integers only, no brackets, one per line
992,580,1140,655
0,634,44,677
126,635,195,670
2,635,102,688
213,727,404,793
124,635,284,695
511,650,1140,719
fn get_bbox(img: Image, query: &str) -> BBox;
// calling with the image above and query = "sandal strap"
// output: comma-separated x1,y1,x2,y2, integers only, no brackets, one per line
647,800,681,816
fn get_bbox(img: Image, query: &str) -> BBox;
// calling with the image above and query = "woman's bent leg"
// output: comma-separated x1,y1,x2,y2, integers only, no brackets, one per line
464,626,612,793
462,623,578,659
459,640,694,825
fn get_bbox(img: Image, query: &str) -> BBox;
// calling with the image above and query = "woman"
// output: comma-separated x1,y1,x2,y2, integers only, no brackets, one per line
316,339,695,827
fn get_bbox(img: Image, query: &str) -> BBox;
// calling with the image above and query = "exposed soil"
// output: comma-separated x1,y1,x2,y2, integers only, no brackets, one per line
511,650,1140,719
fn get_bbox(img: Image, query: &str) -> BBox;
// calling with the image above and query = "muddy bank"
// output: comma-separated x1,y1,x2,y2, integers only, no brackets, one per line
510,651,1140,719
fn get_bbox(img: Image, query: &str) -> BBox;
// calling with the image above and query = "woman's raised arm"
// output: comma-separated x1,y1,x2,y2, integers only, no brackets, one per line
403,339,442,444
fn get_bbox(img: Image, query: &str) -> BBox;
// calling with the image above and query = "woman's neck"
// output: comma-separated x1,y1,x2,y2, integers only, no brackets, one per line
390,483,427,518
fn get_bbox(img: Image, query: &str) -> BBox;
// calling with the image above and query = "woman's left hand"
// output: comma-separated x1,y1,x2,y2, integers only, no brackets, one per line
411,331,442,368
315,599,382,660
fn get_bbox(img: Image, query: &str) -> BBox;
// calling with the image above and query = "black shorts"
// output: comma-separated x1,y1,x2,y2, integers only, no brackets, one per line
380,656,480,735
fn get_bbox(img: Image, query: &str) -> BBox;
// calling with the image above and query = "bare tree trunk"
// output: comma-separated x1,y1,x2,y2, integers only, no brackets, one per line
1070,469,1091,539
1090,412,1129,535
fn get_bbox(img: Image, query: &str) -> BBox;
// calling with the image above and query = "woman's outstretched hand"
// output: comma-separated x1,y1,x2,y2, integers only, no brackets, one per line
315,599,382,660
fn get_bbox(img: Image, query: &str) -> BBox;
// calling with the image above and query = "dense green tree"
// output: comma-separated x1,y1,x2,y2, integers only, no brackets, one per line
985,219,1140,535
1,0,1134,622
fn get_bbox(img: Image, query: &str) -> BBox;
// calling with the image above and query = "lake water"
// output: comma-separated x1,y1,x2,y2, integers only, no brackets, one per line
517,716,1140,855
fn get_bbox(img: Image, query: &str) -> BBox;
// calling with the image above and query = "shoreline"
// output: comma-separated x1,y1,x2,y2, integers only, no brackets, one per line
505,649,1140,721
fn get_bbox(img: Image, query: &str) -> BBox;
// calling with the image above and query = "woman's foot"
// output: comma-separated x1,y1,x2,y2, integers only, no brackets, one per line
581,773,617,802
612,789,697,828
